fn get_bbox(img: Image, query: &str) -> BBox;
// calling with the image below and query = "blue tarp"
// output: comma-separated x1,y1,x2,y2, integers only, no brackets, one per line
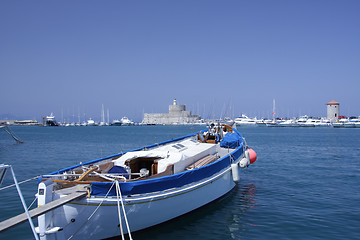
108,166,129,179
220,132,242,149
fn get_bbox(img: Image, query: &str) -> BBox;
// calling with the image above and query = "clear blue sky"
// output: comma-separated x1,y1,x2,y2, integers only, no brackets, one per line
1,0,359,122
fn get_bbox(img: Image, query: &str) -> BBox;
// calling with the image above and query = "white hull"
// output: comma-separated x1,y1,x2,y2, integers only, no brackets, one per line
42,167,236,240
234,115,258,127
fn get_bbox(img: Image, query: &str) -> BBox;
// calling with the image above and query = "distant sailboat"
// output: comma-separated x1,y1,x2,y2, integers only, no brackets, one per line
266,99,278,127
107,108,110,125
272,99,276,121
99,104,106,126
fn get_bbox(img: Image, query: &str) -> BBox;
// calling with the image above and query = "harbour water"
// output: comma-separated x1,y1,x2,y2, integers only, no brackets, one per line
1,126,360,239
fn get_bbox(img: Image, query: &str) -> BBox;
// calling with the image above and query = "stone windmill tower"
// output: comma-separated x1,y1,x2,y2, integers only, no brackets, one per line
327,100,339,122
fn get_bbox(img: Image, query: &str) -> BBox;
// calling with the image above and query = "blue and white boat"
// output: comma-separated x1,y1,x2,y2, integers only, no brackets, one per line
33,123,257,239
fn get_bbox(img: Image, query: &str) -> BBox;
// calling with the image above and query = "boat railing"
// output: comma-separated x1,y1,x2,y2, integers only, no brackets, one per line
44,172,145,184
42,173,142,178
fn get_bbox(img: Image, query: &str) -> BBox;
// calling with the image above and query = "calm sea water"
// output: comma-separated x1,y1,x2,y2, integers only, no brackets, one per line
1,125,360,240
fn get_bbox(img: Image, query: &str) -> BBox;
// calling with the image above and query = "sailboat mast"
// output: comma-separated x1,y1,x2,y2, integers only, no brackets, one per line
101,104,105,123
272,99,276,120
78,106,80,124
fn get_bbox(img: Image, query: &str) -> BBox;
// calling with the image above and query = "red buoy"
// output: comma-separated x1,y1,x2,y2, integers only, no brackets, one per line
248,148,257,164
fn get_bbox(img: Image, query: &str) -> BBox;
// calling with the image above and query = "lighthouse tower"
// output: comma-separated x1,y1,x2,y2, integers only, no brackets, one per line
327,100,340,122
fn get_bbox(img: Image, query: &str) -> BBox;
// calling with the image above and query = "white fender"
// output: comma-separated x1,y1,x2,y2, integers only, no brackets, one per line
239,157,249,168
231,163,240,182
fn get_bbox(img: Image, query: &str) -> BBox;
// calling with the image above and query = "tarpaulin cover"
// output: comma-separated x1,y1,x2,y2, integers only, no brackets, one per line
220,133,242,149
108,166,129,179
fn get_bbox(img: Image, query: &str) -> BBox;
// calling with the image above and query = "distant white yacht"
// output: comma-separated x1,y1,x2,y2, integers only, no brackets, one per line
333,118,351,128
278,119,298,127
340,117,360,128
352,118,360,128
111,119,122,126
120,117,134,126
99,122,107,126
45,113,59,126
313,119,331,127
296,116,315,127
234,115,258,126
87,118,97,126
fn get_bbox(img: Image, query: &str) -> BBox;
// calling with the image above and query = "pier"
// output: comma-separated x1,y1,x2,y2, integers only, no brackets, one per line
0,190,87,232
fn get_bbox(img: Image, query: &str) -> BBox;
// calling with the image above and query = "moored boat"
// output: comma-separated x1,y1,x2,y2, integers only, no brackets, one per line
120,117,134,126
87,118,98,126
45,113,59,126
332,118,351,128
3,123,257,240
278,119,298,127
110,119,122,126
313,119,331,127
353,118,360,128
234,114,259,127
296,116,315,127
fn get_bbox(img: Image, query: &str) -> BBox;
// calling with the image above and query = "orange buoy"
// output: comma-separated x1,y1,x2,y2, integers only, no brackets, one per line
248,148,257,164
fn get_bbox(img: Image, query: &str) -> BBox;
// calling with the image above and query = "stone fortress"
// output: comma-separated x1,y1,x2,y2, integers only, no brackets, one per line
142,99,201,125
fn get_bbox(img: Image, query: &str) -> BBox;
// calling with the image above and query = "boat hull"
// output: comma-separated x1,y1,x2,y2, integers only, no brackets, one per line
47,168,236,240
36,126,247,240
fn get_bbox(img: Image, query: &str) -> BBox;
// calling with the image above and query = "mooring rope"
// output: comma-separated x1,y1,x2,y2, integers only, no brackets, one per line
67,181,116,240
116,180,125,240
4,126,23,143
27,196,38,210
0,175,40,191
115,180,133,240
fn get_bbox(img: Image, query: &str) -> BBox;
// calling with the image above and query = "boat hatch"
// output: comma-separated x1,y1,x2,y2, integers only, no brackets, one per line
171,143,187,151
125,157,162,179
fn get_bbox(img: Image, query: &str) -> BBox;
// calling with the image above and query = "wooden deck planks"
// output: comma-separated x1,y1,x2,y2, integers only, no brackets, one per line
186,155,218,170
